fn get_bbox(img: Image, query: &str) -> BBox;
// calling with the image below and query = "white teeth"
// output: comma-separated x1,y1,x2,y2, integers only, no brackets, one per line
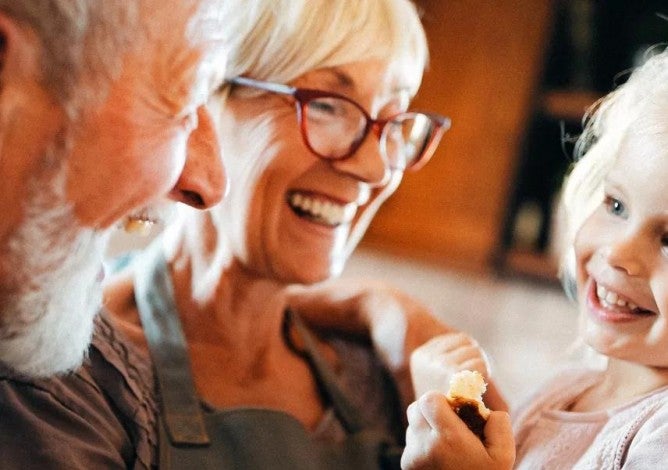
605,291,619,305
123,217,155,236
596,284,638,310
288,192,357,226
596,284,605,299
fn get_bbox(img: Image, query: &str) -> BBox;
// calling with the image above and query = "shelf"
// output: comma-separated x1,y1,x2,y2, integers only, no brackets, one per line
498,249,560,284
540,89,603,121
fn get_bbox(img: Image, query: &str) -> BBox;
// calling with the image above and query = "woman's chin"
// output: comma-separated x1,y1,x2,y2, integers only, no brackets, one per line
280,260,343,286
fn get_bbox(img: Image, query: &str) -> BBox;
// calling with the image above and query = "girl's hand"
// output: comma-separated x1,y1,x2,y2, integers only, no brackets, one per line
401,391,515,470
409,332,490,398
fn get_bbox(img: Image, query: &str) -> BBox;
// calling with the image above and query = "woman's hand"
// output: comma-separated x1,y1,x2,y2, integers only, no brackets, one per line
401,392,515,470
285,279,456,408
409,332,490,398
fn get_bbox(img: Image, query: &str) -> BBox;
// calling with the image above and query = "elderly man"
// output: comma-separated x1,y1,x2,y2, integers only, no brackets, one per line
0,0,238,467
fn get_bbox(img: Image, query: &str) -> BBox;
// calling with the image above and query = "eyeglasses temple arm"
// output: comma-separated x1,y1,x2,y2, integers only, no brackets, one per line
228,76,296,96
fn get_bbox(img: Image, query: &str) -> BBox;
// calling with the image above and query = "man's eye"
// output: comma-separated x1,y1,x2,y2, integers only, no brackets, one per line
661,234,668,248
604,195,627,218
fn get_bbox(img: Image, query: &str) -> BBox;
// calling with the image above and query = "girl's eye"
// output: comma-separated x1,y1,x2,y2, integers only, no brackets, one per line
604,195,627,218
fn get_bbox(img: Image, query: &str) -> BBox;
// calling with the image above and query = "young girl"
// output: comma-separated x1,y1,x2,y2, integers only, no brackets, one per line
401,48,668,469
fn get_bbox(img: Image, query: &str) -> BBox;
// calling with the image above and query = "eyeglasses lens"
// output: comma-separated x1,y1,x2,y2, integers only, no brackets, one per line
303,97,436,170
383,113,434,169
302,97,365,159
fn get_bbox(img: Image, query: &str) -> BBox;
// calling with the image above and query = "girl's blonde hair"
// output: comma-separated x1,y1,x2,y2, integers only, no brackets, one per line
559,47,668,293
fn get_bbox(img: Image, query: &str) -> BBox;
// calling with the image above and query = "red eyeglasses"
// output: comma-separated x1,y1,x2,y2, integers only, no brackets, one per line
229,76,450,171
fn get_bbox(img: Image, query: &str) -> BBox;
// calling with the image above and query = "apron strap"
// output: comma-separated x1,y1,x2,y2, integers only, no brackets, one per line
283,308,365,434
134,241,210,446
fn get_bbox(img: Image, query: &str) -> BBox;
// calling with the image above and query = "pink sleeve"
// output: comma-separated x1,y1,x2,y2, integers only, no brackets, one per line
623,402,668,468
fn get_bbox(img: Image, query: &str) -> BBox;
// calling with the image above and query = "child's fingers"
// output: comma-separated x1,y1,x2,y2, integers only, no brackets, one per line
459,357,489,377
484,412,516,468
404,399,440,468
412,338,484,369
416,391,463,434
421,332,478,353
406,399,432,430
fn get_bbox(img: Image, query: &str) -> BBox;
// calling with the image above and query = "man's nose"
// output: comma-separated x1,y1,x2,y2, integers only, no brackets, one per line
169,106,227,209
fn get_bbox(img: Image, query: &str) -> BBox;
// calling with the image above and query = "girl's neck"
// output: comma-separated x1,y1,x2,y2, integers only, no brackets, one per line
571,358,668,412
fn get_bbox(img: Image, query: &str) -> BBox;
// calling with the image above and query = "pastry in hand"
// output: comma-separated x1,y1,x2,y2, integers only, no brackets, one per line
446,370,491,441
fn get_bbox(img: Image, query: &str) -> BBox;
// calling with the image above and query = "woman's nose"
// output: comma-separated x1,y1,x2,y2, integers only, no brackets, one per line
169,106,227,209
329,133,391,186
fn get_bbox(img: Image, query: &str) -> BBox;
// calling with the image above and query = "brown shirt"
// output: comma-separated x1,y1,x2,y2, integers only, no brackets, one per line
0,312,401,469
0,313,158,469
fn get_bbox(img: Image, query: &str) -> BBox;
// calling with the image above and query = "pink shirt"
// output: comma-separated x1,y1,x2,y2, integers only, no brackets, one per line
514,368,668,469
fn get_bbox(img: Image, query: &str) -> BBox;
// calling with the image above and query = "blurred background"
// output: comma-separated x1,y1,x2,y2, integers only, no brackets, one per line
108,0,668,408
366,0,668,278
349,0,668,406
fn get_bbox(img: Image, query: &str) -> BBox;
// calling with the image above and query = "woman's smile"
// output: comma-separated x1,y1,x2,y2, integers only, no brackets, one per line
286,190,358,228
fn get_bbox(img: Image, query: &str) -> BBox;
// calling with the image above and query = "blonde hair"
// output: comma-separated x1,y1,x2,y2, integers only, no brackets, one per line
225,0,428,94
559,47,668,290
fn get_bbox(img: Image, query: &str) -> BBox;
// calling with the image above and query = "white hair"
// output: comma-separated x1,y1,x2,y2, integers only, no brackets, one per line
200,0,429,283
0,138,107,377
225,0,428,93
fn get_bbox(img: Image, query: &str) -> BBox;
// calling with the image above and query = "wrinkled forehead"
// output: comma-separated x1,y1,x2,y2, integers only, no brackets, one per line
186,1,231,95
144,0,229,98
140,0,229,54
186,0,233,44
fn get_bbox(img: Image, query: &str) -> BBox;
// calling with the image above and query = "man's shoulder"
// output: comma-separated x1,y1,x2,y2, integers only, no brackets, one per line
0,311,154,415
0,346,108,417
0,312,158,469
0,355,132,468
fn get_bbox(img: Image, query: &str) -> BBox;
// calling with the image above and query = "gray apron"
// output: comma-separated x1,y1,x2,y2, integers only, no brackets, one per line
134,244,403,469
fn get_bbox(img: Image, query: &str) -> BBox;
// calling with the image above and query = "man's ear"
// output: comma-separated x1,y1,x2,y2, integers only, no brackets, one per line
0,13,43,139
0,12,41,92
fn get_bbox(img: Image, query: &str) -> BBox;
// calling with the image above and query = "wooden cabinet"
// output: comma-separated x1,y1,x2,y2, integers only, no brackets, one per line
361,0,555,272
495,0,668,281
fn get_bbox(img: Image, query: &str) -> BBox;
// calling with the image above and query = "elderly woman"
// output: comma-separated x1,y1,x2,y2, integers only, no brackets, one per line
105,0,455,467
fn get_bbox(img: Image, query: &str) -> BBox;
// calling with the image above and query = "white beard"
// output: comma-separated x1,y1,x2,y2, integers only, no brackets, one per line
0,151,108,378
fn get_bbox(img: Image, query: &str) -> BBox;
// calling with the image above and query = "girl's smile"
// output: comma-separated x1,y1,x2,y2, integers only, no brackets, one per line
585,278,656,324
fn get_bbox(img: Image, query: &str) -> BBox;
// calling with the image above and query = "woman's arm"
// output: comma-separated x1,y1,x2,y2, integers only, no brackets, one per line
285,279,508,412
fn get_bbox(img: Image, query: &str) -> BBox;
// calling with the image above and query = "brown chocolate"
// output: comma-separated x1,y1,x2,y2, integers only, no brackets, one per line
449,398,487,441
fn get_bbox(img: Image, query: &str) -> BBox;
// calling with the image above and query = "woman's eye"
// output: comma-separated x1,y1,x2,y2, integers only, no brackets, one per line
604,195,627,218
308,99,339,116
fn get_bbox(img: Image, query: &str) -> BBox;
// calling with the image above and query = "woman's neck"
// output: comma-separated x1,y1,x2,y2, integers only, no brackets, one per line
165,212,289,351
161,214,327,417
